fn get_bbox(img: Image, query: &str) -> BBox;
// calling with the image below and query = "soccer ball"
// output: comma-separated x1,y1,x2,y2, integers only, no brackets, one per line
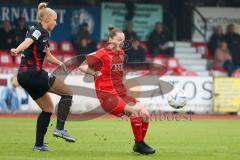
167,88,188,109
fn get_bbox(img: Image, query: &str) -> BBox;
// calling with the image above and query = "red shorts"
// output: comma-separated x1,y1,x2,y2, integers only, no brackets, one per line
98,95,138,117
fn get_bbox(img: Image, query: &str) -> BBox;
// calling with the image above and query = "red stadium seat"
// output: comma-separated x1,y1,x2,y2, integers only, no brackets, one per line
0,51,13,65
48,40,58,53
60,41,74,53
63,54,73,62
0,51,18,73
168,58,180,69
156,54,169,59
15,54,22,65
153,57,168,66
59,41,75,62
183,71,198,76
167,58,186,75
0,66,18,73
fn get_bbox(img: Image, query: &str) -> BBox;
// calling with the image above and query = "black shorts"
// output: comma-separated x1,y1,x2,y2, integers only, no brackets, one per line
17,70,56,100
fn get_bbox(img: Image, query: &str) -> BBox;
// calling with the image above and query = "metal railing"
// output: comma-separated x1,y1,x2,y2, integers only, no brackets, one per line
191,6,208,44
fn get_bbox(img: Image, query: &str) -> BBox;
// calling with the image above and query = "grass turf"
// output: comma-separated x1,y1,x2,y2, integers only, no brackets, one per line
0,117,239,160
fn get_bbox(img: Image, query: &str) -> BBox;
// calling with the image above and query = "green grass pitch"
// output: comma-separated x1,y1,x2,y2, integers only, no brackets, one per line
0,117,239,160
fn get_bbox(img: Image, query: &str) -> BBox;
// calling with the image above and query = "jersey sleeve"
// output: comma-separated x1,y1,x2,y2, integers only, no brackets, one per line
86,50,105,71
26,26,42,41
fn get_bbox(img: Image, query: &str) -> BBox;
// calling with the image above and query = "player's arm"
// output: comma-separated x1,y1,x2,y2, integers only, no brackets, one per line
10,38,33,56
78,60,101,77
11,27,41,56
45,47,63,66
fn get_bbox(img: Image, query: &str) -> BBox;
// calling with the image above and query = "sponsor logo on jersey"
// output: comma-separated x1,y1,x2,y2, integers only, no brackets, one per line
111,63,123,71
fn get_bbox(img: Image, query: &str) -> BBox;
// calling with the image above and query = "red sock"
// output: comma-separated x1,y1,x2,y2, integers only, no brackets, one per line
130,116,143,142
142,121,149,140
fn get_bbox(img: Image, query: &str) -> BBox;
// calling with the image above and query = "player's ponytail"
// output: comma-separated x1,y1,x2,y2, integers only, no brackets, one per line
38,2,47,11
108,25,122,39
108,26,115,32
37,2,48,23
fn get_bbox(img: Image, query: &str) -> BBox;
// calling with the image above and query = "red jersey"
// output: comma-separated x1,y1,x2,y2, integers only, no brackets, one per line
86,48,127,98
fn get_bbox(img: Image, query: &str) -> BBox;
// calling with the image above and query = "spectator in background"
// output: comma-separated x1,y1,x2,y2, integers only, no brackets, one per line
75,37,96,62
208,26,225,55
123,21,138,40
73,22,90,46
147,22,173,57
73,22,96,53
213,42,239,76
0,20,15,50
13,17,28,46
224,23,240,66
126,38,146,68
0,76,20,112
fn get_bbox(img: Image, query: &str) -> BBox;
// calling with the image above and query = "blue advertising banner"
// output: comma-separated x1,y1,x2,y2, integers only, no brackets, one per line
0,4,100,42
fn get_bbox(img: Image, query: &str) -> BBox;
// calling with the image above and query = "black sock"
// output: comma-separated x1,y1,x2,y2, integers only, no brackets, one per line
56,119,65,130
35,111,52,147
56,95,72,130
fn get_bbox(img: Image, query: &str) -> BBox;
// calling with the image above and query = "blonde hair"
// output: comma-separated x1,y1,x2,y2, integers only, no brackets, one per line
108,26,122,39
37,2,48,23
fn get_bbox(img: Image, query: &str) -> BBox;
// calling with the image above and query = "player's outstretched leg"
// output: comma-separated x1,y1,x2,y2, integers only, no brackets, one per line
49,78,76,142
53,95,75,142
125,103,155,155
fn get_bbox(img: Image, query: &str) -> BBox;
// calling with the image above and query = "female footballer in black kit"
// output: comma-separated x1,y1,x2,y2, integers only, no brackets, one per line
10,3,75,151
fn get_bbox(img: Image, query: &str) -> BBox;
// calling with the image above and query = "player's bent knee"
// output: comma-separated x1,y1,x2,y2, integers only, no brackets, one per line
42,106,54,113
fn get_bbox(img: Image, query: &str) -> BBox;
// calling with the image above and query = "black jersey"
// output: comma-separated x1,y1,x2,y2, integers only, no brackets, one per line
19,23,50,72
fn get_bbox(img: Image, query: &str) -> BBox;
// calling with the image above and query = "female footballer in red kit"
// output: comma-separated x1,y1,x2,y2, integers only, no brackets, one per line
79,27,155,155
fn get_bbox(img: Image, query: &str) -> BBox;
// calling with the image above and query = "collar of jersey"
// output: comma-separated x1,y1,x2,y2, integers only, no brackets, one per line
104,48,124,55
36,23,49,34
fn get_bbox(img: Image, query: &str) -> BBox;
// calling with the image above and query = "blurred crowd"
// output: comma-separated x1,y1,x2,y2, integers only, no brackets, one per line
0,18,173,68
2,16,240,77
208,24,240,76
73,20,173,67
0,17,27,51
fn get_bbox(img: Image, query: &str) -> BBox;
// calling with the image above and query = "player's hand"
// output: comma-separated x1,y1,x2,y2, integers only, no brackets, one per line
133,104,150,120
94,71,102,77
140,107,150,121
59,62,68,73
10,48,19,56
